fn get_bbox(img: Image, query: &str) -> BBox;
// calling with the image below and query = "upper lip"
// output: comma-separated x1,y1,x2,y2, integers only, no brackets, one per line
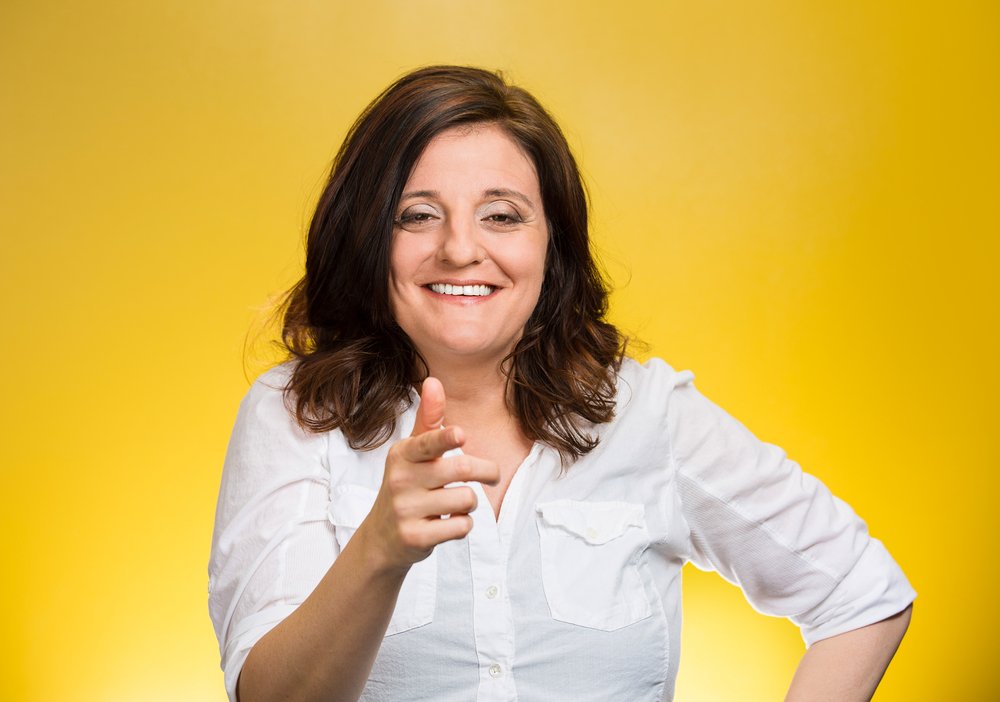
424,279,499,287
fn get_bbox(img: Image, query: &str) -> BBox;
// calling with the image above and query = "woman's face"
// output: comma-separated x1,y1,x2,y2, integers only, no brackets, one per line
389,123,548,371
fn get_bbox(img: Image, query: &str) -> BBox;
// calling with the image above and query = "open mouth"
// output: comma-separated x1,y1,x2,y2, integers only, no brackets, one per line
427,283,495,297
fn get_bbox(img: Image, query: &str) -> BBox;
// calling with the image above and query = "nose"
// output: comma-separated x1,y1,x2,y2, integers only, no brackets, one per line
438,214,486,267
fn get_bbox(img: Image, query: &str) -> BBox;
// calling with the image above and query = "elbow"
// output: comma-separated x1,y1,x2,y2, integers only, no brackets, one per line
867,602,913,654
891,602,913,643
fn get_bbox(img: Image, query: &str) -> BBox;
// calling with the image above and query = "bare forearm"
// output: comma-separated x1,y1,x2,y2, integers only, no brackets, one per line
785,604,912,702
237,525,408,702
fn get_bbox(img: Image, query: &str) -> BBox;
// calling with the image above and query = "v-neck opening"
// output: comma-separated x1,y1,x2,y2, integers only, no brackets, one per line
493,441,543,530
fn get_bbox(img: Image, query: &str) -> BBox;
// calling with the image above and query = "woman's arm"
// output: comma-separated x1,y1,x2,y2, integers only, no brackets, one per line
785,604,912,701
662,366,917,698
235,378,499,702
237,525,408,702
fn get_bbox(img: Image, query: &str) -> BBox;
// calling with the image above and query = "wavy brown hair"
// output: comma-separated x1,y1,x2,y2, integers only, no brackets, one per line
279,65,626,464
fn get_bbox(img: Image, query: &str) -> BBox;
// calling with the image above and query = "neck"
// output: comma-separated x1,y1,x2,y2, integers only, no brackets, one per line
418,354,513,429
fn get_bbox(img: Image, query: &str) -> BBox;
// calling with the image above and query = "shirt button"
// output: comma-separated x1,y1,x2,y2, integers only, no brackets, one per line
486,585,499,599
586,527,599,540
489,663,503,678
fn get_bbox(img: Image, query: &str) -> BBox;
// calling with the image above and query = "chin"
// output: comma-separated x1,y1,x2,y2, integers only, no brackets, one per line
440,340,506,360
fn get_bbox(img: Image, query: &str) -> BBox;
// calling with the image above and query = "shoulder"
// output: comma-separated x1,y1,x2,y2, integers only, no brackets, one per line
230,361,316,442
615,356,696,408
601,356,698,439
233,361,367,459
244,361,296,401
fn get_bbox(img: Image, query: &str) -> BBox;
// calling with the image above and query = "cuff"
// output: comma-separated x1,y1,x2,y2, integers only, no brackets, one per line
796,537,917,647
222,605,299,702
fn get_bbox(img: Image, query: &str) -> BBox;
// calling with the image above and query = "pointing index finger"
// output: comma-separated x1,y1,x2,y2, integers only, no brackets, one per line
402,424,465,462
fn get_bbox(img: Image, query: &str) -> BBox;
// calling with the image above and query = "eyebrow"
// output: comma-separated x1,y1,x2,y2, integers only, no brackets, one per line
399,189,439,201
399,188,536,208
485,188,534,207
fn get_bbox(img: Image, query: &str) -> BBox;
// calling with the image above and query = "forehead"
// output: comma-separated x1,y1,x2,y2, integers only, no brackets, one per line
404,124,541,195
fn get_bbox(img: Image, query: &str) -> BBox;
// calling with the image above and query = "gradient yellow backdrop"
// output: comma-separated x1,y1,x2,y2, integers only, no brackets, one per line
2,1,997,700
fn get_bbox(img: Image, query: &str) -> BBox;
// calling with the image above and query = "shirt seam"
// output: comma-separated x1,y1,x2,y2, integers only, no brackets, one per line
656,372,677,538
274,434,330,607
676,470,844,584
659,374,679,696
662,369,846,585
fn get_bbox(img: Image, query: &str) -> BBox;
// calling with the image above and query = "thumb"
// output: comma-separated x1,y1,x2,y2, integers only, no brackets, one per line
411,376,446,436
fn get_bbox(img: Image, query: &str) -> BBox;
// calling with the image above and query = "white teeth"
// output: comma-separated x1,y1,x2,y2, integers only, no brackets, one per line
429,283,494,296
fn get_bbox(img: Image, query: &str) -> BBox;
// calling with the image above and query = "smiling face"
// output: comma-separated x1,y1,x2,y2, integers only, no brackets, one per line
389,123,549,372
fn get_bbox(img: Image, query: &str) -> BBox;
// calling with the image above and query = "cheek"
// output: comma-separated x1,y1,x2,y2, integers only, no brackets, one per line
509,245,548,316
390,230,437,276
525,240,549,291
387,245,411,319
388,237,404,282
387,237,436,329
388,239,418,291
524,241,550,313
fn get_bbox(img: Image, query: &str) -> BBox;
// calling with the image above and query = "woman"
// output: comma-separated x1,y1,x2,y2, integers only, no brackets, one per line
209,66,915,702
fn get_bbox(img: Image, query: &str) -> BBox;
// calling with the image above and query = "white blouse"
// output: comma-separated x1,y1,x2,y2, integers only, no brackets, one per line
208,357,916,701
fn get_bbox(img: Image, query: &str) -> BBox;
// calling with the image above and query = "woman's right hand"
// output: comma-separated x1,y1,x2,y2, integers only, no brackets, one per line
358,376,500,573
236,376,496,702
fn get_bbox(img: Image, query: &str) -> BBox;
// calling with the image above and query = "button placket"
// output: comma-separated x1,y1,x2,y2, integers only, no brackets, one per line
466,480,516,700
465,445,543,701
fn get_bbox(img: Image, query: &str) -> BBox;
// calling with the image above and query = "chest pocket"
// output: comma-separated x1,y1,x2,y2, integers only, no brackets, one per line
328,484,437,636
535,499,652,631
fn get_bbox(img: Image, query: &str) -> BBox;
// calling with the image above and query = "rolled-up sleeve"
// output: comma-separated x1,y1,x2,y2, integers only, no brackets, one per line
668,372,916,646
207,366,338,700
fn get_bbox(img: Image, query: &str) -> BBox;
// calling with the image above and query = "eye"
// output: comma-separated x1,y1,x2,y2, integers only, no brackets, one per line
486,213,520,224
402,212,434,222
481,206,524,228
395,207,439,230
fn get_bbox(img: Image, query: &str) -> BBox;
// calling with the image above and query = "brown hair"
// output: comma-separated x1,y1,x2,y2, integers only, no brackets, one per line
279,65,626,463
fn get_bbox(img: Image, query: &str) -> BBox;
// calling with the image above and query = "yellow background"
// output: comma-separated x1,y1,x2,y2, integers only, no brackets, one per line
2,1,997,700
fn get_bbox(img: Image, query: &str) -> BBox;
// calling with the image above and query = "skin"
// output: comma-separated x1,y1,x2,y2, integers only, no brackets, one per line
238,379,499,702
387,123,549,516
236,125,911,701
238,125,544,702
785,605,912,700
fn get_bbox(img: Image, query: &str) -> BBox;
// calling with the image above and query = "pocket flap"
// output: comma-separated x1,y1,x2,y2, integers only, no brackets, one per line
328,484,378,528
536,499,645,545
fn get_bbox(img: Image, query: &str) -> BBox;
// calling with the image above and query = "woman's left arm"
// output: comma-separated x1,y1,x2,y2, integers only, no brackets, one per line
661,364,917,697
785,604,913,701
